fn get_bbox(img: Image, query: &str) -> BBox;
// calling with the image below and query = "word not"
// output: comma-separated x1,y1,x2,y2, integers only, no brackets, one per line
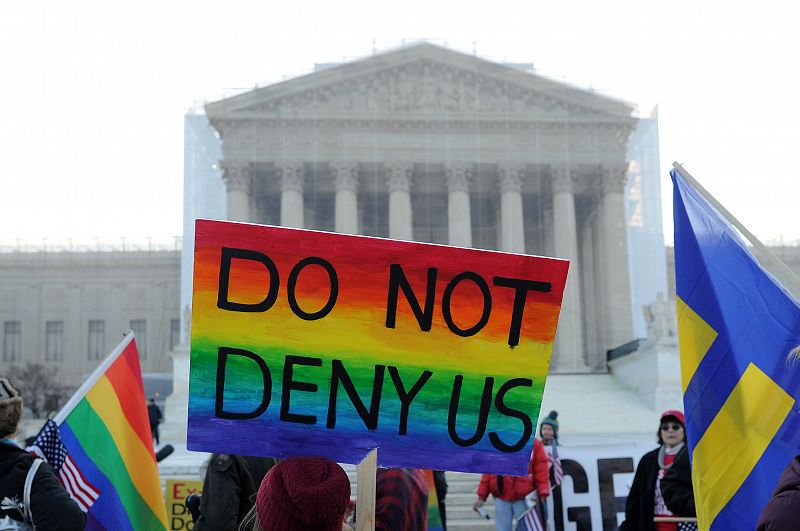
217,247,551,346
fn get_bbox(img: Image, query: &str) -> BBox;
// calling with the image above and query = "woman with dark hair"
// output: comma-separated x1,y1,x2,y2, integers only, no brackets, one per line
620,410,694,531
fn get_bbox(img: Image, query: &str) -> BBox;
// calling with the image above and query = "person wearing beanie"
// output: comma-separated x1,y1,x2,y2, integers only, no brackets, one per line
539,410,559,446
620,410,695,531
254,456,351,531
538,410,560,528
0,378,86,530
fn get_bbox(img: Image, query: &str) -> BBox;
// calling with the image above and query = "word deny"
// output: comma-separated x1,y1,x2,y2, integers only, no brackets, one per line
217,247,551,346
216,347,535,453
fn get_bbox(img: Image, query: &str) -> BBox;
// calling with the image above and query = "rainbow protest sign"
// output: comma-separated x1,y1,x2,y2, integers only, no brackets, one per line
188,219,568,474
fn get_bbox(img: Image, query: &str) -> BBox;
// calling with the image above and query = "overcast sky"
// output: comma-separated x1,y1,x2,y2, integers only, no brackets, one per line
2,0,798,245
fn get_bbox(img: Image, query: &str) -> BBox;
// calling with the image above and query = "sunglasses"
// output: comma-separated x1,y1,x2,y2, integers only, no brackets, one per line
660,423,683,432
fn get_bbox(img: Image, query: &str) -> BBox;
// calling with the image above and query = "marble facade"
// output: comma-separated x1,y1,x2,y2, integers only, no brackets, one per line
205,43,638,372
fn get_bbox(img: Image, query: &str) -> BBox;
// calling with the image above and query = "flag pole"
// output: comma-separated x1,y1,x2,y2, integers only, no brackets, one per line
53,332,136,424
672,162,800,297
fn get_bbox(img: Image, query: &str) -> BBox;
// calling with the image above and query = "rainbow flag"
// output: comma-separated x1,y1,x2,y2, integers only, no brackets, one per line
425,470,444,531
189,220,567,475
31,334,168,530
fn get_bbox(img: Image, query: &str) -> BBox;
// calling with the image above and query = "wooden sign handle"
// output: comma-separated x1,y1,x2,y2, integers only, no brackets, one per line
356,449,378,531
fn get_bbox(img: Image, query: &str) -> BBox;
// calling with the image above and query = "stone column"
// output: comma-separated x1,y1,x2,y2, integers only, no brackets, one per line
498,164,526,253
332,162,359,234
580,214,601,369
598,164,634,350
445,164,473,247
279,163,305,229
551,164,586,372
221,162,254,222
162,342,190,444
386,163,414,241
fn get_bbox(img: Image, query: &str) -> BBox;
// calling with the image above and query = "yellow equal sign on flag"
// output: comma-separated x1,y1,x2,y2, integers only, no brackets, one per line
691,363,794,530
676,296,717,393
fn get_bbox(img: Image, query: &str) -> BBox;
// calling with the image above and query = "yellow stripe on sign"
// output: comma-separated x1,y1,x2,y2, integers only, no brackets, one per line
676,296,718,393
86,376,168,524
691,363,794,531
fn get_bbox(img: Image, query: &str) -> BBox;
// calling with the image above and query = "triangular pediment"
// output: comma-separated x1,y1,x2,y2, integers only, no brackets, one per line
207,43,634,121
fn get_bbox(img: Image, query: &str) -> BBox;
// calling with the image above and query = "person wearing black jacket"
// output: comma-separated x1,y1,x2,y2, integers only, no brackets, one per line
0,378,85,530
660,448,695,518
620,410,693,531
147,398,163,445
193,453,278,531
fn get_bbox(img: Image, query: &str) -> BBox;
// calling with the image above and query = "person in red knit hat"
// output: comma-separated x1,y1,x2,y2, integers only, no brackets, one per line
473,438,550,531
247,456,352,531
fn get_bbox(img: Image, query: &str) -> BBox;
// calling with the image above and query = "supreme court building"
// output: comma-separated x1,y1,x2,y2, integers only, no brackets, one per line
190,42,650,374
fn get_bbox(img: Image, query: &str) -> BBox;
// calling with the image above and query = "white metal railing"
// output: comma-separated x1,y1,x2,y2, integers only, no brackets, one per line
0,236,182,254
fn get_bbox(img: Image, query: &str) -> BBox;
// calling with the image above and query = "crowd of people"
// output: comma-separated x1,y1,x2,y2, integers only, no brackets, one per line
192,454,429,530
3,376,800,530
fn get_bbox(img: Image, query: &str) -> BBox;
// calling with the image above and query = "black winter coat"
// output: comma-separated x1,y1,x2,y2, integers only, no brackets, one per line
620,446,692,531
660,448,695,517
194,454,277,531
756,455,800,531
0,442,86,530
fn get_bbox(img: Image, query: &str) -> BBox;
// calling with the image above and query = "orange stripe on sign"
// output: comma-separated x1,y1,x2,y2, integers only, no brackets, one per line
105,341,155,457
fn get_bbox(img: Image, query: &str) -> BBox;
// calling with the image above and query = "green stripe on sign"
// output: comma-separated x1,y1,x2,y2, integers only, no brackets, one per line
66,399,165,531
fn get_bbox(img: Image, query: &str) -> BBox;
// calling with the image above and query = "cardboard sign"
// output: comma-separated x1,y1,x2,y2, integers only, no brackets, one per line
188,220,568,474
164,479,203,530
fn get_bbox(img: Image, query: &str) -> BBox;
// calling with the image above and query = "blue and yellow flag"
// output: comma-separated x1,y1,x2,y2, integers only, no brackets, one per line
672,167,800,530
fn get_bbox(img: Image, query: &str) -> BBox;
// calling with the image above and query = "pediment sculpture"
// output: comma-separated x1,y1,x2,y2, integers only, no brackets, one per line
246,60,604,118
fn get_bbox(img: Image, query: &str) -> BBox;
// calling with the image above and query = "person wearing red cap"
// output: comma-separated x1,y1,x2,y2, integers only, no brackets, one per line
620,410,695,531
250,456,352,531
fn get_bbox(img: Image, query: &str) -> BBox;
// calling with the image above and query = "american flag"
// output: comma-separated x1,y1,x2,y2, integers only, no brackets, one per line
549,443,563,488
516,505,546,531
28,420,100,512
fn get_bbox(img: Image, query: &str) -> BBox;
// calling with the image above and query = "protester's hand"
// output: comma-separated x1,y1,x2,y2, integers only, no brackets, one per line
344,499,355,523
473,499,484,511
524,491,538,508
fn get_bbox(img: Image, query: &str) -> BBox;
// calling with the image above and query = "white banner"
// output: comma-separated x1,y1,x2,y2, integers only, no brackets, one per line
544,442,655,531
